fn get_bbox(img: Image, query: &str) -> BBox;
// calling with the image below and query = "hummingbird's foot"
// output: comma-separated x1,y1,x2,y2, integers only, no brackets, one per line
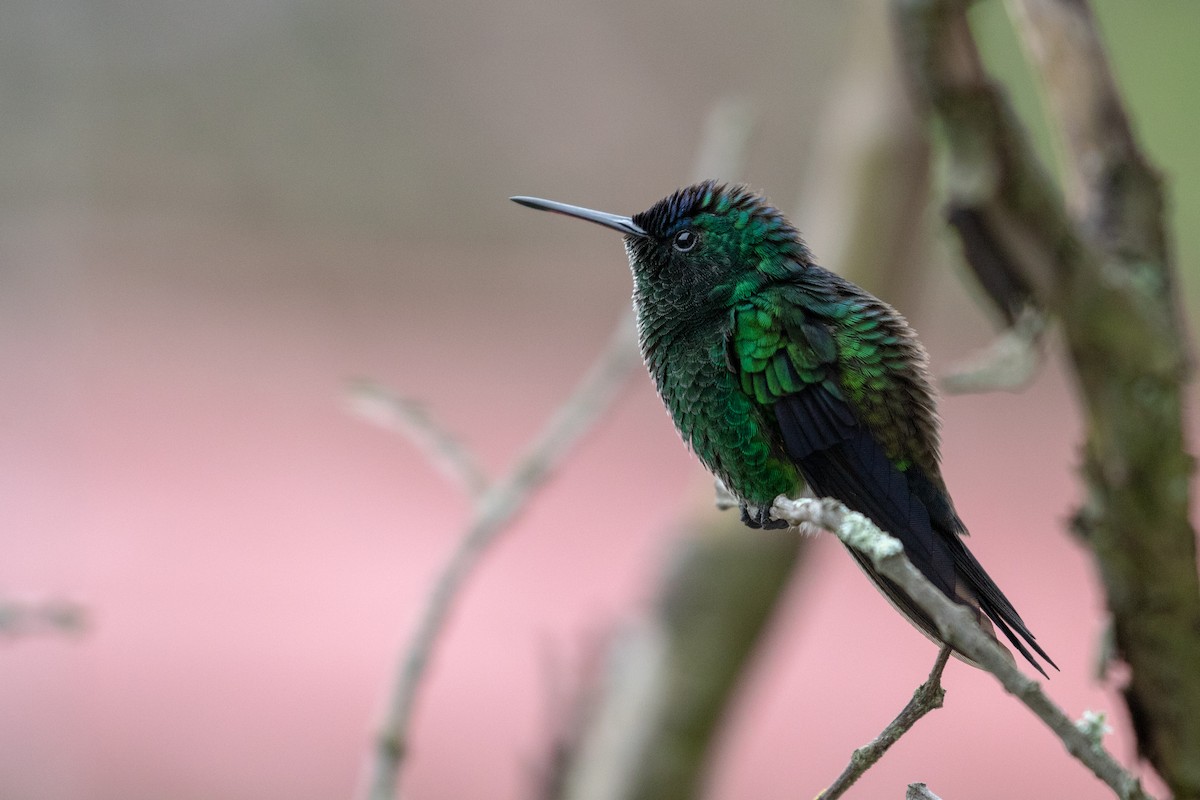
740,503,789,530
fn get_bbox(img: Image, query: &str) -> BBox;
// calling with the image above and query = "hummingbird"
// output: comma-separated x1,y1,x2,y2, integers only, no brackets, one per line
511,181,1055,676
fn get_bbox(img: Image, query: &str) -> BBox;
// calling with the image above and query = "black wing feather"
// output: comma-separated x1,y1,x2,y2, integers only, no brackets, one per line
777,390,955,598
774,387,1056,676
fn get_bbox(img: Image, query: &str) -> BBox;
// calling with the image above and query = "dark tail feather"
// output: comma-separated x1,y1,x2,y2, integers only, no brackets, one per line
773,391,1055,676
846,543,1056,678
954,541,1058,676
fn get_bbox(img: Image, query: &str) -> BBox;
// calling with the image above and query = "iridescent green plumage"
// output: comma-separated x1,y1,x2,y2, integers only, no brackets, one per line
512,181,1054,676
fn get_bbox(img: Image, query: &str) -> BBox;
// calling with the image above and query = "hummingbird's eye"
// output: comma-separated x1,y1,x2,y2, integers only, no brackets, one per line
672,229,698,252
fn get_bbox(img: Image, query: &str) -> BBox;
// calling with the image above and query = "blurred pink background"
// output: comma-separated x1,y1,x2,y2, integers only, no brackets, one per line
2,1,1197,798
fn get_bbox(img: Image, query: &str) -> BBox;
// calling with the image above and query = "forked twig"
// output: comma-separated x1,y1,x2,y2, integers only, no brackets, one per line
346,380,490,498
359,316,642,800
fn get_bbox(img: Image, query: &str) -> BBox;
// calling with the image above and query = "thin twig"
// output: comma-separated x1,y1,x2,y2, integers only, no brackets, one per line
360,314,642,800
816,647,952,800
771,496,1153,800
346,379,490,498
906,783,944,800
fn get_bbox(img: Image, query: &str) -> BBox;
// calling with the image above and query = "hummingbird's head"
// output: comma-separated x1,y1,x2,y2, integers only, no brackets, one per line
512,181,812,321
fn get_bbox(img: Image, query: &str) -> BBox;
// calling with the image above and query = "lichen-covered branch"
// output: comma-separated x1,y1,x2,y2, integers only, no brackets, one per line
772,496,1152,800
1005,0,1168,252
907,783,944,800
1004,3,1200,791
892,1,1200,795
894,0,1081,309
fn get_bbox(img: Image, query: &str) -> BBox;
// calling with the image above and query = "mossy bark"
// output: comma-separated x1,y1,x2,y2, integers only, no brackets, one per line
894,1,1200,795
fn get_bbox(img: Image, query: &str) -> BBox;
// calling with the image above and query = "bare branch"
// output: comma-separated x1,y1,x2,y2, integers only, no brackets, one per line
0,597,86,637
895,0,1085,306
940,305,1045,394
532,635,611,800
816,647,952,800
360,316,642,800
1005,0,1165,253
771,495,1153,800
557,618,671,800
907,783,944,800
346,380,490,498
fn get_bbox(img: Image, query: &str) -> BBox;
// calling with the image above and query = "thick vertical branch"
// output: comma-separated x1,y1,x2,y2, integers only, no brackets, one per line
1007,2,1200,794
893,1,1200,795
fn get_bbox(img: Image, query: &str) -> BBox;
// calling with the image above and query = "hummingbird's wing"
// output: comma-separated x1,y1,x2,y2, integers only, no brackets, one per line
729,286,1054,675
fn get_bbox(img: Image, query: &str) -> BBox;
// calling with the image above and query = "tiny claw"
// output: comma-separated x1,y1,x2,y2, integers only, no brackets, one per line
740,504,788,530
758,508,789,530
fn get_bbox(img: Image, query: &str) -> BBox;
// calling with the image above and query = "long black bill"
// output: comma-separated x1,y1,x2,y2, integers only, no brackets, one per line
510,196,646,237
